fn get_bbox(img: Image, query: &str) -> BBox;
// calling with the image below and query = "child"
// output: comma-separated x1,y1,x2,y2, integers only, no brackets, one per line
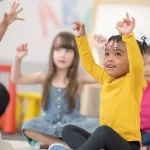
0,83,9,116
0,83,10,149
93,34,107,67
140,45,150,150
0,2,24,150
11,31,100,149
49,13,147,150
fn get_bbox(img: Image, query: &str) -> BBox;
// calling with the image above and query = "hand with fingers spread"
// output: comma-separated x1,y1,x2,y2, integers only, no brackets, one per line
115,13,135,35
72,22,86,37
16,43,28,60
1,1,24,25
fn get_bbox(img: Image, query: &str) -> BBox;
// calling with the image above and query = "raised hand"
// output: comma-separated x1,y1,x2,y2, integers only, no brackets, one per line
16,43,28,59
72,22,86,37
1,2,24,25
115,13,135,35
93,34,107,50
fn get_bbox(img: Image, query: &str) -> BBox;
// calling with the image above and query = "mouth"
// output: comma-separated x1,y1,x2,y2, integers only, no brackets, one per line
58,60,66,63
106,64,116,70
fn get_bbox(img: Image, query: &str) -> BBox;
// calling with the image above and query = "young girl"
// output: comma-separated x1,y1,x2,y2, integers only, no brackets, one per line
0,2,23,150
140,45,150,150
11,31,100,149
49,13,147,150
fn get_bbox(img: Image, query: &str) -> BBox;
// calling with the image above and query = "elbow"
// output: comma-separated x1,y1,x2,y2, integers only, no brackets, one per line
10,75,20,84
10,77,17,84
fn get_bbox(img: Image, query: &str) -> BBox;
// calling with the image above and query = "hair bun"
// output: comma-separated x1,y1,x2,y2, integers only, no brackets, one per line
141,36,148,54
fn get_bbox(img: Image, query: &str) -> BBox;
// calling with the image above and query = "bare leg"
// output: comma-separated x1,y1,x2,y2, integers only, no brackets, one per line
24,129,68,148
141,146,147,150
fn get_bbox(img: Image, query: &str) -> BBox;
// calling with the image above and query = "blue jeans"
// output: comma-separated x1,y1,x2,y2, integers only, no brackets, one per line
141,131,150,146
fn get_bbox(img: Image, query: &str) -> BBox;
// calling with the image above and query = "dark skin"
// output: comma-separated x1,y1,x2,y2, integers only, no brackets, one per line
72,13,135,80
103,40,129,79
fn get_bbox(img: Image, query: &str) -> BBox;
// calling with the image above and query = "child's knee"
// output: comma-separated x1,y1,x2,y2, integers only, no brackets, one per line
23,129,35,138
62,124,76,139
95,125,113,139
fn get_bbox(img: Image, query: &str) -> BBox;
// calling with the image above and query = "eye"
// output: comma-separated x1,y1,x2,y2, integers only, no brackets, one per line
105,52,109,56
66,49,73,52
115,52,121,56
55,48,61,51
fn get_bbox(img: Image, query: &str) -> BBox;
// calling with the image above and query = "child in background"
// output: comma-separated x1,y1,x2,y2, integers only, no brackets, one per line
49,13,147,150
140,45,150,150
0,83,9,117
93,34,107,67
11,31,100,149
0,2,24,41
0,2,24,150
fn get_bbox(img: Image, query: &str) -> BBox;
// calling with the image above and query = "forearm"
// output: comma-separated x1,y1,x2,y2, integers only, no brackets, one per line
122,33,144,69
76,35,107,84
95,46,104,68
0,21,8,42
11,57,22,83
123,33,145,88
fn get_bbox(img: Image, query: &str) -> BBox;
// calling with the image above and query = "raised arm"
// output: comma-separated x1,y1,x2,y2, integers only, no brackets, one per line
78,71,97,85
93,34,107,68
0,2,24,41
72,22,109,84
116,13,145,88
11,43,46,85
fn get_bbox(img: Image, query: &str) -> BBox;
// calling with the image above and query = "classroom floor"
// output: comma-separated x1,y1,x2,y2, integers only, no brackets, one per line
1,132,24,140
1,131,39,150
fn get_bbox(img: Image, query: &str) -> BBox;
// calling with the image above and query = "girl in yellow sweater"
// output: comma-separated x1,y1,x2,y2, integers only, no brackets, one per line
49,13,147,150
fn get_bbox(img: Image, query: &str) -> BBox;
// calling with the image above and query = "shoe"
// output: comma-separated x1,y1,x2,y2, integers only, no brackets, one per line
48,143,71,150
30,140,40,148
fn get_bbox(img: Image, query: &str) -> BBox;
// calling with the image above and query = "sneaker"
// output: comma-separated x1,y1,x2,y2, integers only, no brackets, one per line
48,143,72,150
30,140,40,148
30,139,45,149
0,132,14,150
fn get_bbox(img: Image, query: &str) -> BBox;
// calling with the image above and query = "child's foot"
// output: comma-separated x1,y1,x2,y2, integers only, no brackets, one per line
48,143,71,150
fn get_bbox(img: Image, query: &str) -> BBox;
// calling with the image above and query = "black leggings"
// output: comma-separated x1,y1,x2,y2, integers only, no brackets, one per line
62,125,140,150
0,83,9,116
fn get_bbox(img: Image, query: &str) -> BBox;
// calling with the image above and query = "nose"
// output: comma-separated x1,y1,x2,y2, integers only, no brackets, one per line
59,50,66,57
107,56,114,62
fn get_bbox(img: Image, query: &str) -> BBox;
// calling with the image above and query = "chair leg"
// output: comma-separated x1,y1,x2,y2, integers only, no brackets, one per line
23,98,37,123
35,100,41,117
16,97,23,129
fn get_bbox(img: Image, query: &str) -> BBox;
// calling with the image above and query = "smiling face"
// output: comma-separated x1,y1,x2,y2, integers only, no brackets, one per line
103,40,129,79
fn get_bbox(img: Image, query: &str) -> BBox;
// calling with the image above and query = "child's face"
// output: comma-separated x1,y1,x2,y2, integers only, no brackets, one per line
103,41,129,78
143,54,150,82
53,47,75,70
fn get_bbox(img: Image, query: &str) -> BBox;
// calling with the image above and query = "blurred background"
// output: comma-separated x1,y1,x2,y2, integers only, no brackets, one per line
0,0,150,146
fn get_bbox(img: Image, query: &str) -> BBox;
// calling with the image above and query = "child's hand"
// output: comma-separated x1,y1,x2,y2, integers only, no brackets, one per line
115,13,135,35
1,2,24,26
93,34,107,50
72,22,86,37
16,43,28,59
